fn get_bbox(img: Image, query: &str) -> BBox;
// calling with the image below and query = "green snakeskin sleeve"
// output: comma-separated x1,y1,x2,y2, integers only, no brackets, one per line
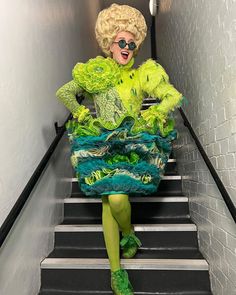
56,80,83,116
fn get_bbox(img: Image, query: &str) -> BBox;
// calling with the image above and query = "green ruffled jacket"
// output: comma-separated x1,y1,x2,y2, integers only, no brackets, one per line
56,56,183,137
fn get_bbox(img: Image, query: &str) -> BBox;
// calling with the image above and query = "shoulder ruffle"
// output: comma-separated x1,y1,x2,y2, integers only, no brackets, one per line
72,56,121,94
138,59,169,96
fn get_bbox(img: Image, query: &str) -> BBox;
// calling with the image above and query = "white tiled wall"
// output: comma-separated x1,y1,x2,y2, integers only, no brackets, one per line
155,0,236,294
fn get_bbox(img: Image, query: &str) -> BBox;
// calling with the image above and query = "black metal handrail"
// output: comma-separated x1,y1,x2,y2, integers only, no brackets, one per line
0,113,72,248
179,108,236,223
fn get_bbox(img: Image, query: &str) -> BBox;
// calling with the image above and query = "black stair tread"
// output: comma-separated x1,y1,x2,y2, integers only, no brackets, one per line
61,217,192,225
54,225,198,250
40,268,211,293
64,200,189,222
71,191,184,198
66,193,186,200
39,292,212,295
164,171,179,175
48,248,204,259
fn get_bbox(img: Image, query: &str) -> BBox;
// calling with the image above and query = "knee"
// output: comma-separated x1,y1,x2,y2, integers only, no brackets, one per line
108,194,129,214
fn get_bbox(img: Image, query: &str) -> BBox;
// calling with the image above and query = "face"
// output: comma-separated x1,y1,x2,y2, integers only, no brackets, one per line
110,31,136,65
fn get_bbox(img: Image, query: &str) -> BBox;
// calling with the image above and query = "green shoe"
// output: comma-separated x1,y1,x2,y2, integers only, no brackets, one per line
111,268,134,295
120,229,142,259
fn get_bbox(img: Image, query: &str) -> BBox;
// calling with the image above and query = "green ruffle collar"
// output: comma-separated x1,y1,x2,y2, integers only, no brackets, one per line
117,58,134,71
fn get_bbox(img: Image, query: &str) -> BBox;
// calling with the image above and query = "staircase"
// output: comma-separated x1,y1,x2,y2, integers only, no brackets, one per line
39,150,212,294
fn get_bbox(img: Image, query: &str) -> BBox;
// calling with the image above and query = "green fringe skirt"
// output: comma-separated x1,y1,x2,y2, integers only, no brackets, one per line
67,119,177,197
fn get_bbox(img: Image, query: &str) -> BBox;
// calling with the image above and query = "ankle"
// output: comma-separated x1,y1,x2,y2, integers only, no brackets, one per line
122,226,134,236
111,267,121,273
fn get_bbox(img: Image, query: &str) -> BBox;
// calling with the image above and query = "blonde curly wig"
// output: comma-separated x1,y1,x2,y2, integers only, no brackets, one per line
95,3,147,56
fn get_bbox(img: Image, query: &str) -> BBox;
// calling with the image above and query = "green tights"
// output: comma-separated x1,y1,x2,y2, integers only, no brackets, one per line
102,194,132,272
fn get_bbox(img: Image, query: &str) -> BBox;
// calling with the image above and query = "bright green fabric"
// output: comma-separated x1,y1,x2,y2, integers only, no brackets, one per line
108,194,132,235
120,230,142,259
56,56,183,136
111,268,134,295
105,152,140,165
84,167,152,186
56,80,83,116
102,194,132,272
102,196,121,272
73,56,121,93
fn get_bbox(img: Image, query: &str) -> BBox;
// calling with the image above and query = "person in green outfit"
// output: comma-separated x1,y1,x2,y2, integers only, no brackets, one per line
56,4,183,295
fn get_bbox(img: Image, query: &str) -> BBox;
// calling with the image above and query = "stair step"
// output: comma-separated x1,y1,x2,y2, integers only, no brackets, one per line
62,216,192,225
40,291,212,295
48,248,204,259
39,134,213,294
54,224,198,249
167,159,176,170
41,258,208,270
71,176,182,196
64,196,188,203
40,258,211,293
71,191,185,197
64,196,189,221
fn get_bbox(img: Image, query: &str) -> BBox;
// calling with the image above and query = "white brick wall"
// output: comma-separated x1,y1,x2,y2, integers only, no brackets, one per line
155,0,236,294
155,0,236,195
174,115,236,294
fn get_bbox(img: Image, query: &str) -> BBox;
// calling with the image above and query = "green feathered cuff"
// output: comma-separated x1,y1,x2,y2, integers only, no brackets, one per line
73,105,92,123
141,107,166,123
140,106,176,137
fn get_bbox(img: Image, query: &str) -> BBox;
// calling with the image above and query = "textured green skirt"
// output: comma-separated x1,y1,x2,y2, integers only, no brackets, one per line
67,119,176,197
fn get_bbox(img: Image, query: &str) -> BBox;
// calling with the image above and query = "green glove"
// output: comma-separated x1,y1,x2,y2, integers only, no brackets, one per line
73,105,92,123
141,107,166,127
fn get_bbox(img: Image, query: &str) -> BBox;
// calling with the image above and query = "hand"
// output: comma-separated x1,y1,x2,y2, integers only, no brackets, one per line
73,105,92,123
141,108,166,126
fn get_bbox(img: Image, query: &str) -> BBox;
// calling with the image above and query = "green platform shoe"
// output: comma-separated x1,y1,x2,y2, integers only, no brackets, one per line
111,268,134,295
120,229,142,259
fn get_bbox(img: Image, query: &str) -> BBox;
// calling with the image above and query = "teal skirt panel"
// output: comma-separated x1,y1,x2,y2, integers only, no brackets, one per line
67,120,177,197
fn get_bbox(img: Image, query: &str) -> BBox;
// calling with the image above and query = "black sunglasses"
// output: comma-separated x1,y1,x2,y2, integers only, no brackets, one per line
113,39,137,51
